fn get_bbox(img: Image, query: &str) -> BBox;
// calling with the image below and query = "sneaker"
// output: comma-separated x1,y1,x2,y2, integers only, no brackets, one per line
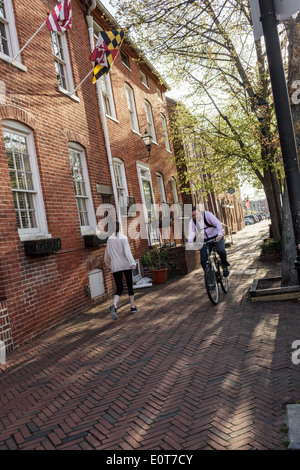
223,267,230,277
130,306,139,314
110,305,118,320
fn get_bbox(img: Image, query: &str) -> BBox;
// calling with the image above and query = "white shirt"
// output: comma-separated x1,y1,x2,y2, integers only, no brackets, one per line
104,233,135,273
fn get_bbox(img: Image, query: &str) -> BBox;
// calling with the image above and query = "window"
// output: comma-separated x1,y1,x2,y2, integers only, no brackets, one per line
171,177,179,204
2,121,48,239
69,143,96,234
140,70,148,87
120,49,130,69
113,158,129,216
100,74,116,119
0,0,20,60
156,172,169,217
125,84,139,133
145,100,157,143
50,31,74,93
157,88,163,101
138,165,160,245
161,113,170,151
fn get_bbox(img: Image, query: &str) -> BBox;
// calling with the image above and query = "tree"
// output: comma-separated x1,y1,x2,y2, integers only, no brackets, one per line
113,0,297,284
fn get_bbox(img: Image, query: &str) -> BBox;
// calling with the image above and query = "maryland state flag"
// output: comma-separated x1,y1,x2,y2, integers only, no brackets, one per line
90,29,125,83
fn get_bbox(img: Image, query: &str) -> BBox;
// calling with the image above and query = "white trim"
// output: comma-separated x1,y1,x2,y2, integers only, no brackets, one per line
144,100,157,144
50,31,75,93
68,142,97,236
125,83,140,133
0,0,21,62
0,51,27,71
136,162,160,245
113,157,129,216
2,119,49,239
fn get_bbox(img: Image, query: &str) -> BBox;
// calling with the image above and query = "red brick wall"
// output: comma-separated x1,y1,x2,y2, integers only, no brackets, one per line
0,0,183,349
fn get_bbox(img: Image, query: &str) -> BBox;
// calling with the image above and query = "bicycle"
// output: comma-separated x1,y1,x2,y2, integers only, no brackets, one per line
203,238,229,305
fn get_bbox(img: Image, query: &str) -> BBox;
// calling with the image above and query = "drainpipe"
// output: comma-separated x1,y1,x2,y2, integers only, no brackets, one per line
84,1,122,228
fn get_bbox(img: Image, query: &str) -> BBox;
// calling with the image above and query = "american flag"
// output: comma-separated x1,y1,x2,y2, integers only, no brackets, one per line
46,0,72,32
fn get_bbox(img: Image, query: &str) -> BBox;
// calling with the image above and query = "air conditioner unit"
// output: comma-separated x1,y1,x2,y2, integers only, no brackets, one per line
83,235,107,248
24,238,61,256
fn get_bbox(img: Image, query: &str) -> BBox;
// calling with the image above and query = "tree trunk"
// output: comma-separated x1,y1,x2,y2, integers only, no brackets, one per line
281,182,298,286
262,168,282,239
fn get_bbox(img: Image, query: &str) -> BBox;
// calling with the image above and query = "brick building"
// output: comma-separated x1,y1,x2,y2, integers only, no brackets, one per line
0,0,244,352
0,0,187,350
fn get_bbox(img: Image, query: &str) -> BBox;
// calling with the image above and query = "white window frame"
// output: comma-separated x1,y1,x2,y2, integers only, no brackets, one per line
2,120,49,241
69,142,97,235
113,158,129,216
125,83,140,133
140,70,148,88
137,162,160,246
93,24,117,120
171,177,179,204
120,49,131,70
50,30,74,94
0,0,23,67
145,100,157,144
160,113,171,151
156,172,169,217
157,88,163,101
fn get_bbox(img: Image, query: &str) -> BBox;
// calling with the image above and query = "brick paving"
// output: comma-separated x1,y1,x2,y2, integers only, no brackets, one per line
1,220,300,451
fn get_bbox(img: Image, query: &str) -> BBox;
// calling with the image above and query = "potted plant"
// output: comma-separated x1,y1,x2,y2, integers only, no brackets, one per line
141,247,168,284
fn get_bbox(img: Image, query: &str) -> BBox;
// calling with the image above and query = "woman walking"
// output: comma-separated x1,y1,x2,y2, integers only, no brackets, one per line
104,221,138,320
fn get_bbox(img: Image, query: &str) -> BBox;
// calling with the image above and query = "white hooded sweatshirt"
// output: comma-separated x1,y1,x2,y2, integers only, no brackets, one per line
104,233,135,273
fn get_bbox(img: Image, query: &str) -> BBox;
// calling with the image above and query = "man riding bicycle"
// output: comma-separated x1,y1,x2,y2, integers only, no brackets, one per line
187,206,230,277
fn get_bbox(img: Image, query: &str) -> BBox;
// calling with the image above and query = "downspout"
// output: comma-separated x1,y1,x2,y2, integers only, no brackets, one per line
84,0,122,227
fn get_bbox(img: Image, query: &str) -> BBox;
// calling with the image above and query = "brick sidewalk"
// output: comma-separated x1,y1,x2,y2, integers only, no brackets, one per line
1,220,300,450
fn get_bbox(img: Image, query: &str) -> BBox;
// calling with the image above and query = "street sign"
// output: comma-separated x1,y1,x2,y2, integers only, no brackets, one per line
249,0,300,40
227,187,235,194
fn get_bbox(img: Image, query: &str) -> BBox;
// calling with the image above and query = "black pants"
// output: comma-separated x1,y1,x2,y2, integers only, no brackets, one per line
113,269,134,297
200,238,230,271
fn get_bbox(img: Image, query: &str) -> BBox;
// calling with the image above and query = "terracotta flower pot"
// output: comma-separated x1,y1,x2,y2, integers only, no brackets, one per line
151,267,167,284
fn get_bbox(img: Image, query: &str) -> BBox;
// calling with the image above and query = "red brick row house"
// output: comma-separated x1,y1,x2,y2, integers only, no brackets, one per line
0,0,187,351
0,0,244,352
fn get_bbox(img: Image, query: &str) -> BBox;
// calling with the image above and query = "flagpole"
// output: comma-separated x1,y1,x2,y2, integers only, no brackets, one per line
68,68,94,96
12,21,46,62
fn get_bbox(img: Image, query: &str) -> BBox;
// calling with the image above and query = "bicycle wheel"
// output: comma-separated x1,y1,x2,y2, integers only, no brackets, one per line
204,264,220,305
216,261,229,293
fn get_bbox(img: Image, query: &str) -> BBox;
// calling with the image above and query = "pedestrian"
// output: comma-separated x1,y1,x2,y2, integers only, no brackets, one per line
104,221,139,320
187,206,230,276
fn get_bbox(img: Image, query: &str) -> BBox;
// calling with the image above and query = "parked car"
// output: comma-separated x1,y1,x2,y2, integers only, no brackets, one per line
246,214,258,223
244,217,254,225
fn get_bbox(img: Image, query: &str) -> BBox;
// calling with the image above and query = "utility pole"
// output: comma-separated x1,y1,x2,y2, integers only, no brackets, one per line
258,0,300,282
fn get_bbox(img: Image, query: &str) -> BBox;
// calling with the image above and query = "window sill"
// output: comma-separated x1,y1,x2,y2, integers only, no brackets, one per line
0,52,27,72
106,115,119,124
19,233,52,242
58,85,80,102
131,129,141,137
